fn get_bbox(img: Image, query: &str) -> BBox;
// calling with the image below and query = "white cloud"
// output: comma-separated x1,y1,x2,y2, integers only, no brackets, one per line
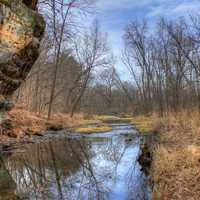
172,1,200,14
147,0,200,18
92,0,200,80
95,0,166,11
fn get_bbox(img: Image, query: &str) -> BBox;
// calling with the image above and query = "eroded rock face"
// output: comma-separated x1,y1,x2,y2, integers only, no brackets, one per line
0,0,45,98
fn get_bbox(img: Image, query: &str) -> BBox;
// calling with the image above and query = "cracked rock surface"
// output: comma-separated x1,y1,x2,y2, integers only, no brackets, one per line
0,0,45,99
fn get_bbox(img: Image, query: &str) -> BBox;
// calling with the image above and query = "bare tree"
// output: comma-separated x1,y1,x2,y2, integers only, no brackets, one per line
46,0,95,119
70,20,111,117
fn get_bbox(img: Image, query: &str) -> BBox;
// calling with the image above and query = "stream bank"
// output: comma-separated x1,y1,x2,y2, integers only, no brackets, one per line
0,109,134,154
0,123,152,200
132,114,200,200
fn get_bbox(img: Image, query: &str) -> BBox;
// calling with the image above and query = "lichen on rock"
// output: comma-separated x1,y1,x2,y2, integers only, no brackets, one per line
0,0,45,98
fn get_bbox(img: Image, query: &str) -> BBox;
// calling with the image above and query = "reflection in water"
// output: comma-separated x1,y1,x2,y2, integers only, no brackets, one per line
1,124,151,200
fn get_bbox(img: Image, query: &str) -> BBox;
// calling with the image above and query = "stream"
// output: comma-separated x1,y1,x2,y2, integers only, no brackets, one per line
0,123,151,200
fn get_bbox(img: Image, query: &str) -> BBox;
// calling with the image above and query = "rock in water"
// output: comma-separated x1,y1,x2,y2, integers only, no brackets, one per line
0,0,45,97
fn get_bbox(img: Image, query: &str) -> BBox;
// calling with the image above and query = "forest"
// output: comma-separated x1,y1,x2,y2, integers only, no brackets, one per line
14,2,200,118
0,0,200,200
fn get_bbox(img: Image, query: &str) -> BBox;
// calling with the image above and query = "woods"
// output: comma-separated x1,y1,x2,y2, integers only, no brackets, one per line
16,0,116,118
1,1,200,200
2,1,200,119
123,17,200,115
16,14,200,118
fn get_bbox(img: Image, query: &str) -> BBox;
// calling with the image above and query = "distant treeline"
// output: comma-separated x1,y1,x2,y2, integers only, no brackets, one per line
15,1,200,116
123,16,200,115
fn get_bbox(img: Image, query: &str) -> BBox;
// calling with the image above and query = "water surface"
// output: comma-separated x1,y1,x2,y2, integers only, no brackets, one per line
0,124,151,200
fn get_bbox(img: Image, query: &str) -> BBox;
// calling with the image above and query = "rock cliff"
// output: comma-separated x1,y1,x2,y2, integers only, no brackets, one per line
0,0,45,106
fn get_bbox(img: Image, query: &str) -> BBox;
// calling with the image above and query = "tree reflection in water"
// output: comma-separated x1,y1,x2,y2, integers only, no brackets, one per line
1,124,151,200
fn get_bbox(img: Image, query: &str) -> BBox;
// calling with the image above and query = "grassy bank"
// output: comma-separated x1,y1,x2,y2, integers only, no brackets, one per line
1,108,134,141
75,125,112,134
96,115,132,123
2,107,199,199
132,113,200,200
0,107,92,140
131,116,159,134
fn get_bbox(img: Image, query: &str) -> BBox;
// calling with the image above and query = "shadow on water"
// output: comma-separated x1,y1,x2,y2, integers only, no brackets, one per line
0,124,151,200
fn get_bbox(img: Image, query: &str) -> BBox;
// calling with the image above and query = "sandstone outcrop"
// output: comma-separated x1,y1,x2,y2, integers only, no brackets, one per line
0,0,45,100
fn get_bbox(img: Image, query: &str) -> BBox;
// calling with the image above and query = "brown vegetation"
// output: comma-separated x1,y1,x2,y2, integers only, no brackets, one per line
0,106,86,141
132,113,200,200
1,108,130,141
75,125,112,134
1,1,200,199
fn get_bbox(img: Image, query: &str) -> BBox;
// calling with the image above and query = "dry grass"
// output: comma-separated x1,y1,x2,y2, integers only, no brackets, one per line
95,115,132,123
1,108,133,139
1,107,87,139
152,145,200,200
3,108,48,139
2,107,200,198
131,115,161,134
75,125,112,134
77,119,102,126
136,112,200,200
49,112,86,127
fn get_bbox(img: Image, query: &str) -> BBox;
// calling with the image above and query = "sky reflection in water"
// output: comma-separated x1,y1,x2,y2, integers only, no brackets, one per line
1,124,151,200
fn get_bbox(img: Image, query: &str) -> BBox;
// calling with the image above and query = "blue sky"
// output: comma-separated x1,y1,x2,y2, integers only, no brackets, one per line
91,0,200,79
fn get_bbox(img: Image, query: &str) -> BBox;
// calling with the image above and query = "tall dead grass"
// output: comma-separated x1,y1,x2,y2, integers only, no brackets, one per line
149,112,200,200
3,107,87,139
